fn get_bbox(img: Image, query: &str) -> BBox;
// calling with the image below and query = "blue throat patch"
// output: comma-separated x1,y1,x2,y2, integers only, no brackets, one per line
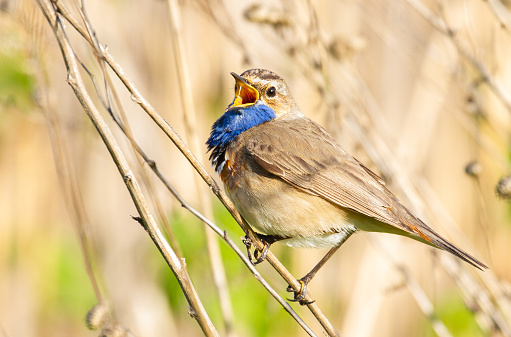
207,102,276,171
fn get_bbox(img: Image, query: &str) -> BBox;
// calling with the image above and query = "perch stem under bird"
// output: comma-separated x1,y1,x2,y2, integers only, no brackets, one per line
207,69,487,305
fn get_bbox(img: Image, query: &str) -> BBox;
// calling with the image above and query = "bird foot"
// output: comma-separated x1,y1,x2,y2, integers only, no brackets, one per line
286,279,315,305
242,235,270,265
242,233,284,265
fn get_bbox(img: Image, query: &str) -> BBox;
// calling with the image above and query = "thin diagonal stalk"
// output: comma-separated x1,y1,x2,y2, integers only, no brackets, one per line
92,100,317,336
40,67,104,304
104,71,183,256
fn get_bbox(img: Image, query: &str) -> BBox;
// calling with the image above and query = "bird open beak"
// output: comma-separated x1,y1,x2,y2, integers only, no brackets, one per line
230,72,259,107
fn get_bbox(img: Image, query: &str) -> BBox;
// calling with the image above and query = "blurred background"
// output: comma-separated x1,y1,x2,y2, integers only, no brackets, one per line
1,0,511,336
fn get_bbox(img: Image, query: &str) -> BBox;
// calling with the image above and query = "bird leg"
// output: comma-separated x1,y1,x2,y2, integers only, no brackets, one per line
287,226,357,305
242,233,286,265
287,246,340,305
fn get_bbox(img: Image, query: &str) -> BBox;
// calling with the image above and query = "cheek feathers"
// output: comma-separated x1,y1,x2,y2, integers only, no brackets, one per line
265,97,291,117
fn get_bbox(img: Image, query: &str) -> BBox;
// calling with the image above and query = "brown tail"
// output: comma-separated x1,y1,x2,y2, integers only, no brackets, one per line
429,235,488,270
406,216,488,270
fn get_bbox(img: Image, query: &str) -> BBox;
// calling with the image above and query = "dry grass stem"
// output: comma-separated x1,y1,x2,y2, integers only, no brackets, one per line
105,72,183,254
39,62,105,305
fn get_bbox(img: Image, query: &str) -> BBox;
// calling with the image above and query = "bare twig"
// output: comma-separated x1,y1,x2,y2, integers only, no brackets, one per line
39,54,104,305
105,72,183,255
132,147,317,337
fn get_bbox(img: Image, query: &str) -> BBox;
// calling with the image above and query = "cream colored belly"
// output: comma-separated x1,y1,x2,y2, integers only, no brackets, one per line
226,176,365,248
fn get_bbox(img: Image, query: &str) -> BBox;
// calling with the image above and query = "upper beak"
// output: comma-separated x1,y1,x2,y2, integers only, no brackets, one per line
230,72,259,107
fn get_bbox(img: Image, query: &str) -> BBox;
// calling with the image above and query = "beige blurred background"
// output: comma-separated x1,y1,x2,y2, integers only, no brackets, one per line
1,0,511,336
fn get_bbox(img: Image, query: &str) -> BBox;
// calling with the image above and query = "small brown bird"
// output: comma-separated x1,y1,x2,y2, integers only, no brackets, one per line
207,69,487,303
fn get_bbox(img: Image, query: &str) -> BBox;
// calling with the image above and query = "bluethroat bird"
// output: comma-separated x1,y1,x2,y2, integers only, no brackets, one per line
207,69,487,303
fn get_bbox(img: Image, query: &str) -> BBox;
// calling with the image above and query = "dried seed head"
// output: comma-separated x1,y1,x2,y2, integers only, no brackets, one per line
465,95,485,119
496,176,511,199
328,36,366,60
99,325,129,337
465,161,482,177
244,4,289,28
86,303,109,330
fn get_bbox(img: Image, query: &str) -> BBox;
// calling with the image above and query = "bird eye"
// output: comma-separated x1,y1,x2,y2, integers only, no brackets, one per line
266,86,277,97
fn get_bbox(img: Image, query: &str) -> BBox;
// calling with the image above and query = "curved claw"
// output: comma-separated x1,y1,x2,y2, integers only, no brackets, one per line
242,236,256,264
242,234,282,265
252,242,270,264
242,236,270,265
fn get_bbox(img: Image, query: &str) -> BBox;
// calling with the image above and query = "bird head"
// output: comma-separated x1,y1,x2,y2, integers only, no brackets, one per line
228,69,300,119
207,69,301,171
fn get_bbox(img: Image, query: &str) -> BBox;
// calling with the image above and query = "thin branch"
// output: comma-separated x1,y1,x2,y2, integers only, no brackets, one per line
135,149,317,337
39,63,104,304
104,71,184,255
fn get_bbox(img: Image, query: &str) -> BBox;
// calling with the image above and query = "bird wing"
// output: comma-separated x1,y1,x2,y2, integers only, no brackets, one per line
245,117,404,228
